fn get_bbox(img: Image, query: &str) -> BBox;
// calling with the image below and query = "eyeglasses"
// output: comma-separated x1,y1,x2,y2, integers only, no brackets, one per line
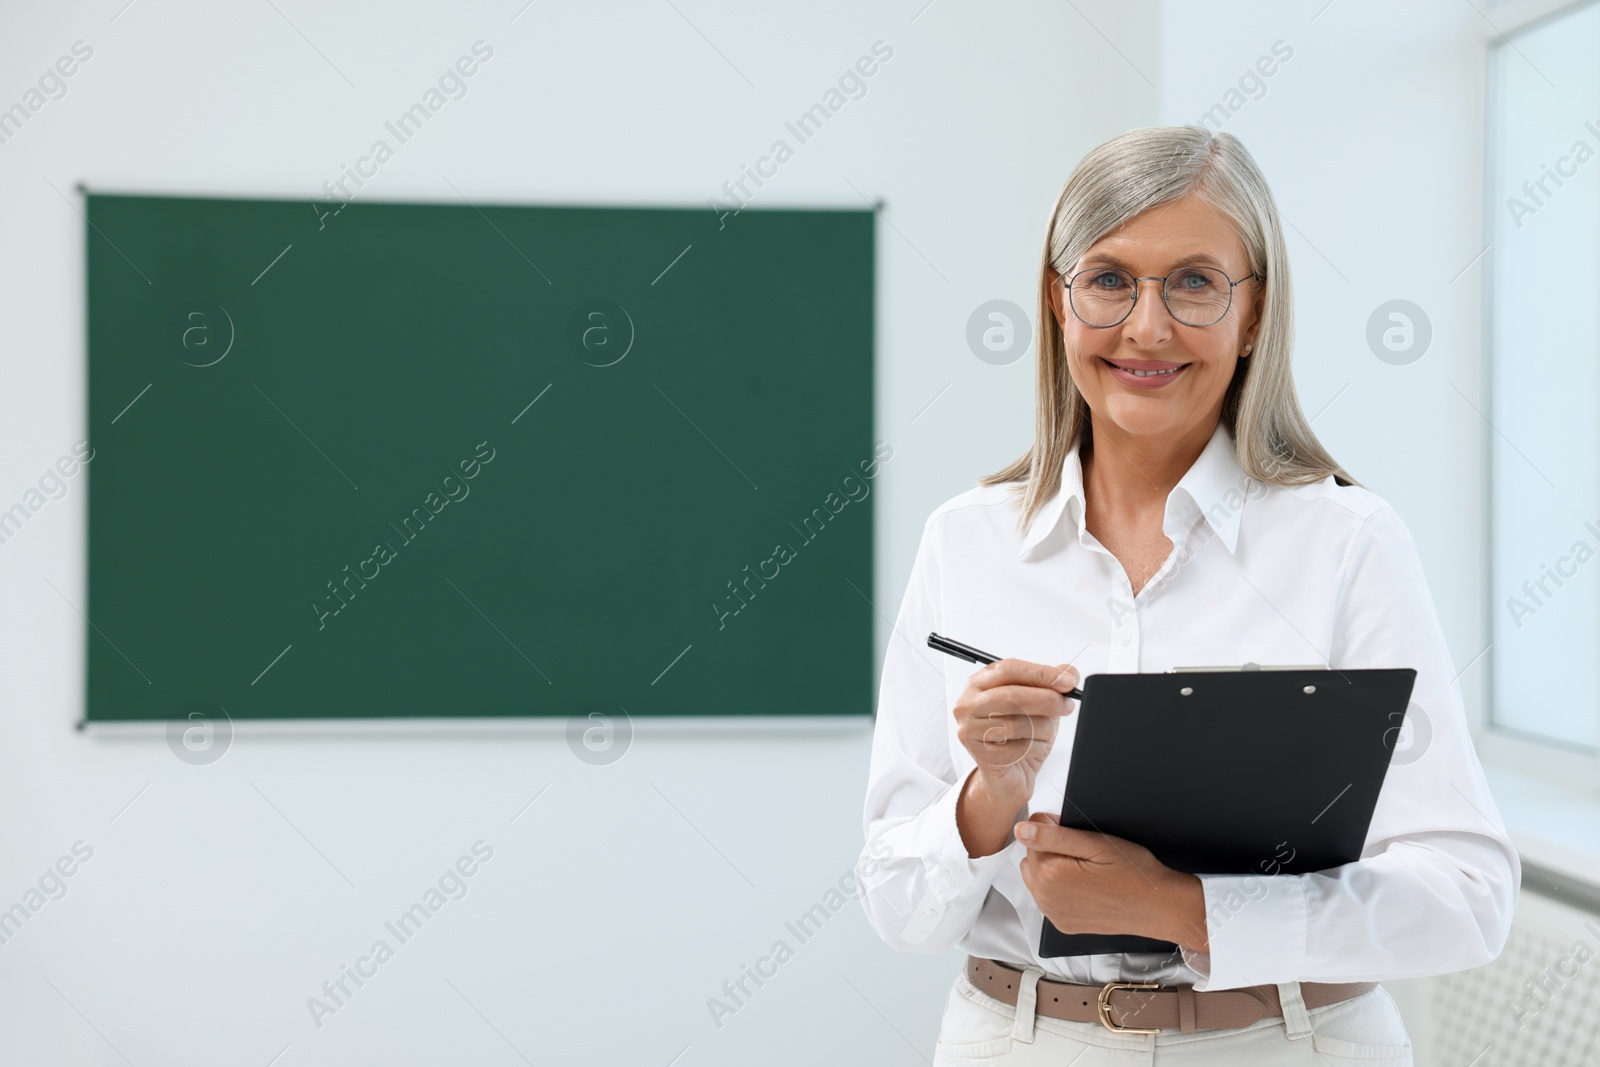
1062,265,1263,328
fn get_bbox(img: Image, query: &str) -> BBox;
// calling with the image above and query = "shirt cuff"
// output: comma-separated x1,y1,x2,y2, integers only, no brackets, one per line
890,768,1017,943
1187,873,1308,991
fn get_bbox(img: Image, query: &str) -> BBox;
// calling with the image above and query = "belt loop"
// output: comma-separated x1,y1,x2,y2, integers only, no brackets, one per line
1176,985,1197,1033
1010,966,1045,1044
1277,981,1313,1040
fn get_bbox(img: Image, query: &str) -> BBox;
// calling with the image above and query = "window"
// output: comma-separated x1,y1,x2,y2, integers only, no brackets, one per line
1485,0,1600,756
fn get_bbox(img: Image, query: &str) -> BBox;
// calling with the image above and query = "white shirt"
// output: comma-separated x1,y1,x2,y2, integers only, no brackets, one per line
856,419,1520,991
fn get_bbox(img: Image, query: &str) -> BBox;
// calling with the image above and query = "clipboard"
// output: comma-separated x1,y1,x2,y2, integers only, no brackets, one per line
1039,664,1417,958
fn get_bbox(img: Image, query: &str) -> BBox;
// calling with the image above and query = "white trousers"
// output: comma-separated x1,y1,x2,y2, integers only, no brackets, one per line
932,967,1413,1065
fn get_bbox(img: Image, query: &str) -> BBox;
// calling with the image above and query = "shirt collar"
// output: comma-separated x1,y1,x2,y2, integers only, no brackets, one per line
1018,420,1251,560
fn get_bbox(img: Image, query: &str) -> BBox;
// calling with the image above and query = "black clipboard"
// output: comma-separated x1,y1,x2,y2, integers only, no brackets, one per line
1039,664,1417,958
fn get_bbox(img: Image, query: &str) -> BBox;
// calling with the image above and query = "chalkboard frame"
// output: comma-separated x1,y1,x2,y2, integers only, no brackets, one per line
83,190,877,724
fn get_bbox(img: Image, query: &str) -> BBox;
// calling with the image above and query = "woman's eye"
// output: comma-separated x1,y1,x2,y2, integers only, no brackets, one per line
1091,271,1127,289
1175,270,1214,290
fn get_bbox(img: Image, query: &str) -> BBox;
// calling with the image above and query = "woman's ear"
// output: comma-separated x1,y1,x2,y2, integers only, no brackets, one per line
1045,269,1067,331
1242,281,1266,353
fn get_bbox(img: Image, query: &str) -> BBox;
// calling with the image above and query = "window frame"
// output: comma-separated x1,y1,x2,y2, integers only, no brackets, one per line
1476,0,1600,788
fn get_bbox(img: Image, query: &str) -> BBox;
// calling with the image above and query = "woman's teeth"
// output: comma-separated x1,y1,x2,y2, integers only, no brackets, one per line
1112,362,1182,377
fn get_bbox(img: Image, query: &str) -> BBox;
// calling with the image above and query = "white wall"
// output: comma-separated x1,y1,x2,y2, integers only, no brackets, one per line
0,2,1159,1064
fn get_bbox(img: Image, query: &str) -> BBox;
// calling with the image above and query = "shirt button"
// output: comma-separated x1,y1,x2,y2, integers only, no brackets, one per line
924,908,937,917
1120,632,1132,646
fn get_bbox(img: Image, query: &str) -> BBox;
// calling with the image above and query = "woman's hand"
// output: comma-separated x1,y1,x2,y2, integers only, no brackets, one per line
1016,812,1209,951
952,658,1079,858
954,658,1079,800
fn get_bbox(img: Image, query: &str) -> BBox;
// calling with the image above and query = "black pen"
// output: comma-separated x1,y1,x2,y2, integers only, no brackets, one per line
926,632,1085,702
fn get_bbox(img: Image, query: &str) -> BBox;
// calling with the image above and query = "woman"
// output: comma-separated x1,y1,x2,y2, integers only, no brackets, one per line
856,125,1519,1065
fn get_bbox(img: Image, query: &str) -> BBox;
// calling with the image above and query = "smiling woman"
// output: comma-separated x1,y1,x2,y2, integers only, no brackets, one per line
994,128,1354,531
981,127,1357,606
856,125,1518,1067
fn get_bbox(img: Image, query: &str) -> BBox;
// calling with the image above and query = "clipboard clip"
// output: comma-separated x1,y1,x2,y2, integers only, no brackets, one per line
1168,662,1328,672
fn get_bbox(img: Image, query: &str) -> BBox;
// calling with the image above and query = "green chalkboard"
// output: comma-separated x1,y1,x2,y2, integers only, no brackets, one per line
85,192,876,721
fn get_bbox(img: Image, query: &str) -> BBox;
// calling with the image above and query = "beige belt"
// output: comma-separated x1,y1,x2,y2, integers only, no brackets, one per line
966,956,1377,1035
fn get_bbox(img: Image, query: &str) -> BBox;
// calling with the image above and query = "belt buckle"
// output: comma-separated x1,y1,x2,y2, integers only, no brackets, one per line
1097,980,1161,1035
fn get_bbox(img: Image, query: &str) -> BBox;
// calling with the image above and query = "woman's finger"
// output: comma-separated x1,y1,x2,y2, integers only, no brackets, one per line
967,713,1050,749
970,658,1079,695
975,682,1079,720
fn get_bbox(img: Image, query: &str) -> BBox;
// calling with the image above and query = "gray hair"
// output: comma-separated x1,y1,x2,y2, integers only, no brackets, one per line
980,124,1357,533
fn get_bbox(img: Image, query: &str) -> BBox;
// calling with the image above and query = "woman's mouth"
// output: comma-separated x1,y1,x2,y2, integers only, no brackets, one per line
1100,357,1190,389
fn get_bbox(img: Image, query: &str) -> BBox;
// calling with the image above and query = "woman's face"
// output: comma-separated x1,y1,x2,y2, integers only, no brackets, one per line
1047,193,1262,445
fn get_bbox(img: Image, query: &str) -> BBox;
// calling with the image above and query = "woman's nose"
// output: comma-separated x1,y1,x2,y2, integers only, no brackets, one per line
1123,277,1175,340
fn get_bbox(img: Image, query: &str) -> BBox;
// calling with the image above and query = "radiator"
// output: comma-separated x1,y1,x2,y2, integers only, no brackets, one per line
1386,861,1600,1066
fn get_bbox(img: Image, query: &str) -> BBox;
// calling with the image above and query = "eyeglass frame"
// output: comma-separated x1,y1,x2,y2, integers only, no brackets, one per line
1060,264,1265,328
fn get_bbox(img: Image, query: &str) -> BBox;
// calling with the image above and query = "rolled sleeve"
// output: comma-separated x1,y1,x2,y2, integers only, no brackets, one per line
859,767,1018,948
1185,872,1309,990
